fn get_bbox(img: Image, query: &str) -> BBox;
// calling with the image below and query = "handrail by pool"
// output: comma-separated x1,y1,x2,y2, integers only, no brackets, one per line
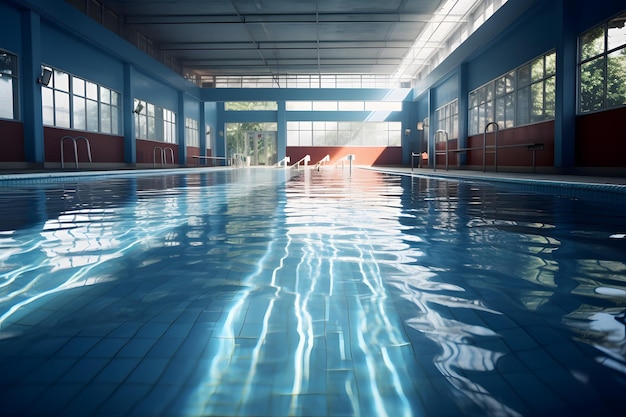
61,135,92,169
291,155,310,169
153,147,174,168
433,129,449,171
483,122,499,172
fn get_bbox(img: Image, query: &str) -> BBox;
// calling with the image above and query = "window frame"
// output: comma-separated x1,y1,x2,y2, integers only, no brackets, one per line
578,12,626,114
467,50,556,136
41,66,121,134
0,49,19,121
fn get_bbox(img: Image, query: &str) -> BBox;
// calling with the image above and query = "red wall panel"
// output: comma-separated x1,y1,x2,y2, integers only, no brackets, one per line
136,139,179,165
576,107,626,167
0,120,24,162
286,146,402,166
463,121,554,168
44,127,124,163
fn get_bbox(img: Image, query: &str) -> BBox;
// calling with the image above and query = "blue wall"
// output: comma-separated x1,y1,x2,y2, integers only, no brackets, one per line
3,0,626,167
40,21,124,91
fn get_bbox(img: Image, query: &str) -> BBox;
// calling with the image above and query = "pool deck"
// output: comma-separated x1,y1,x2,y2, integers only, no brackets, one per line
2,165,626,197
364,166,626,196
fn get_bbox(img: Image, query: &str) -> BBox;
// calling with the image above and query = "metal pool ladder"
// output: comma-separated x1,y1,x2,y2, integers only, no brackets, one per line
61,135,93,169
153,147,175,168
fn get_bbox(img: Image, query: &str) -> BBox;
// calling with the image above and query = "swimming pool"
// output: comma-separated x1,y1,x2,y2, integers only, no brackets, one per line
0,167,625,417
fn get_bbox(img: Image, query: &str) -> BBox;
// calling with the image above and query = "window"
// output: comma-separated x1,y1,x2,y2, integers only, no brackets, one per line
0,51,18,120
213,74,399,89
468,50,556,135
134,99,177,143
286,101,403,112
185,117,199,147
287,121,401,147
224,102,277,111
42,67,121,134
579,12,626,113
435,100,459,140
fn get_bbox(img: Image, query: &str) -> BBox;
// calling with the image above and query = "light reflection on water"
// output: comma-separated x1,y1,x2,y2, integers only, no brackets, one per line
0,168,625,416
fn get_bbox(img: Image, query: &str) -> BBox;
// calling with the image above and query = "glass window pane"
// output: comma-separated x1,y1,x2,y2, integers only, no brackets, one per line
73,77,85,97
111,90,120,107
545,77,556,118
469,107,478,135
495,76,506,96
545,52,556,76
469,91,477,108
87,99,99,132
517,64,531,87
505,71,515,93
517,86,530,125
608,13,626,51
531,82,544,122
486,98,494,125
607,47,626,108
86,81,98,100
42,87,54,125
100,86,110,104
286,101,312,111
485,82,494,102
579,57,605,112
111,105,119,135
73,96,86,130
148,115,156,138
54,91,70,128
495,97,505,126
0,76,14,119
580,26,605,61
338,101,364,111
504,93,515,128
54,70,70,92
531,57,544,82
312,101,338,111
101,103,111,134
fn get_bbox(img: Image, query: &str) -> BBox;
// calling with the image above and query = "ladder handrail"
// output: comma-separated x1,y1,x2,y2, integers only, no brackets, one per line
164,147,174,165
483,122,499,172
314,154,330,169
61,135,92,169
291,154,310,169
153,146,175,168
433,129,449,171
274,156,291,167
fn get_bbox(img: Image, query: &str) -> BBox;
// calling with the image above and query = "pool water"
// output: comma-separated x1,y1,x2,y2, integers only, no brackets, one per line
0,167,625,417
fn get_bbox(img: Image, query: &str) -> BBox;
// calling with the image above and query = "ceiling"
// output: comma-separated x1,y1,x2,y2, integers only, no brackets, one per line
97,0,454,78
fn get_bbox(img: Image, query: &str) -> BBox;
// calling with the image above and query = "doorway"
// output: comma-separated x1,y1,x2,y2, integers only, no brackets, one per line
226,123,278,166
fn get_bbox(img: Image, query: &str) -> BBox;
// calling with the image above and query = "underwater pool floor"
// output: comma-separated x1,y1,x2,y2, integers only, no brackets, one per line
0,167,625,417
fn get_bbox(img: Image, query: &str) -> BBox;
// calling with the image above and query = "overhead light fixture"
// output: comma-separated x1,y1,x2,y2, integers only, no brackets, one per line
133,103,144,114
37,68,52,86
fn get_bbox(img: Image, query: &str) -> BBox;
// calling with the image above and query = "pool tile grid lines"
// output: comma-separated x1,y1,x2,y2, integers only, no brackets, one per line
1,167,626,416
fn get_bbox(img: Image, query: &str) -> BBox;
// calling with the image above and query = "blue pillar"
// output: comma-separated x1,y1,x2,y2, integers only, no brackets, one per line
215,102,226,158
21,10,44,164
123,63,136,164
457,64,469,166
277,100,287,161
554,0,576,170
402,101,419,165
178,91,186,165
199,101,207,158
427,88,434,168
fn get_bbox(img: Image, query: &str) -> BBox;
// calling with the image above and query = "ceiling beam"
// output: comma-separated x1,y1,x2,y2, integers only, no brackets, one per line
160,41,415,51
124,13,466,25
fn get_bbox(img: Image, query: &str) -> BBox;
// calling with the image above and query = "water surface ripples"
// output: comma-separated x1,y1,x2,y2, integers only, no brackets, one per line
0,168,625,416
